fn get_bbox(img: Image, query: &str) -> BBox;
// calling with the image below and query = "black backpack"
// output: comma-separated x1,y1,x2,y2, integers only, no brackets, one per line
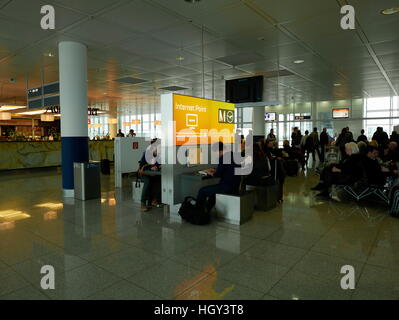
178,197,211,225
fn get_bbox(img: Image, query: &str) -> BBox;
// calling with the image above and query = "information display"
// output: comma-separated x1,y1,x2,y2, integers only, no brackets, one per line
265,112,276,121
332,108,350,119
173,94,235,146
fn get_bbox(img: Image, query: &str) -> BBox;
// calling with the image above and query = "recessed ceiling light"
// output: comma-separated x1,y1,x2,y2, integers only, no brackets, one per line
293,60,304,64
381,7,399,15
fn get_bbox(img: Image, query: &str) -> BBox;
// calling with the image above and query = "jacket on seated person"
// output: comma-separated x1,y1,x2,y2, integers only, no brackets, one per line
244,145,272,187
338,154,363,177
197,150,242,212
361,156,385,186
320,154,363,187
213,151,242,193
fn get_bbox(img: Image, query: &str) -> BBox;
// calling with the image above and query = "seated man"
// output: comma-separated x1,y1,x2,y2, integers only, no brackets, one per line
312,142,363,199
139,139,161,212
362,146,386,186
197,142,241,212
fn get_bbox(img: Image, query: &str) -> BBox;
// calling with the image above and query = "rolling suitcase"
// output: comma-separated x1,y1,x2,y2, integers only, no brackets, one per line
285,159,299,176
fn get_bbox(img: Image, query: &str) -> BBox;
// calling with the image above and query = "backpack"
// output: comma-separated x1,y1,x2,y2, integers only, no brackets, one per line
178,197,211,225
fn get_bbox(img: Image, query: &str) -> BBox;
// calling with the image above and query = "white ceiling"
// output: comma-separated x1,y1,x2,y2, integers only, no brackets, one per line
0,0,398,112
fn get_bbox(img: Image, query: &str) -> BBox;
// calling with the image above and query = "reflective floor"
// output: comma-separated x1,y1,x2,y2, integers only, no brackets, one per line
0,166,398,300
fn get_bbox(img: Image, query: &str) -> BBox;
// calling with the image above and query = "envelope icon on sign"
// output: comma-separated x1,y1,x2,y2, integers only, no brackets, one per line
186,114,198,127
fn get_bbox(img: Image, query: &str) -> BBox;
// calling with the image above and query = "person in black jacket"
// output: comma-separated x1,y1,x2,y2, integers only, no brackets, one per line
336,128,354,158
197,142,241,212
357,129,368,143
390,131,399,144
362,146,385,186
319,128,329,162
312,142,363,199
242,144,273,188
372,127,389,149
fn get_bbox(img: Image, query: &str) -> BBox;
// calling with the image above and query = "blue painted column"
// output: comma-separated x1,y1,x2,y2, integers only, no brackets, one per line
59,41,89,197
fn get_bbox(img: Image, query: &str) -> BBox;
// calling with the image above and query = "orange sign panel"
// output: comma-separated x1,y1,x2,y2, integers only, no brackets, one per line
173,94,235,146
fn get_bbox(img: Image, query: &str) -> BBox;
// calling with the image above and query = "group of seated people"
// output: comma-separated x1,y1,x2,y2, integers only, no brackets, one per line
137,129,399,212
311,142,399,199
197,140,287,213
138,138,287,214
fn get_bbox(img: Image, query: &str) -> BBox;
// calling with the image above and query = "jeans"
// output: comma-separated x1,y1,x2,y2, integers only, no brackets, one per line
141,175,161,205
312,146,321,162
320,145,326,162
197,184,236,212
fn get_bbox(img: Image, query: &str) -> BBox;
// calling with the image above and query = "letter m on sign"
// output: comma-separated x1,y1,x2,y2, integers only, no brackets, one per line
219,109,225,123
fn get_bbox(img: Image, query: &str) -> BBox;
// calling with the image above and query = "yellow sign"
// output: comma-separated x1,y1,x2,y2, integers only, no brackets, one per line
173,94,235,146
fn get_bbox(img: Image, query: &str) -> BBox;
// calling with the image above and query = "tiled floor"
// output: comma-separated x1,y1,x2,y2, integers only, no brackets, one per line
0,166,398,300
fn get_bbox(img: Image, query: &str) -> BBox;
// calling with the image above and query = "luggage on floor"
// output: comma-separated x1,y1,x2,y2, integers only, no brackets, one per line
100,159,111,175
178,197,211,225
132,177,144,204
285,159,299,176
246,184,278,211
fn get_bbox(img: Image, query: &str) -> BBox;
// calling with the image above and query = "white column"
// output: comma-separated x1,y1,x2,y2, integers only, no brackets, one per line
59,41,89,197
253,107,265,139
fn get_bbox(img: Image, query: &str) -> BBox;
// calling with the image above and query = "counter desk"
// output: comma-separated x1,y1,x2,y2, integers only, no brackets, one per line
0,141,114,170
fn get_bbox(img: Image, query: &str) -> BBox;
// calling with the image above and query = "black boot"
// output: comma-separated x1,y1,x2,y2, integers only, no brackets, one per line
316,190,331,199
311,182,326,191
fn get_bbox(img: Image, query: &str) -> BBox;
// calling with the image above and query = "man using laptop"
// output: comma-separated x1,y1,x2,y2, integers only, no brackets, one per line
196,142,241,212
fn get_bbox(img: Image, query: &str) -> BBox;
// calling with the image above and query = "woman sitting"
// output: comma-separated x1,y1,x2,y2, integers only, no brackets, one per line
242,144,273,188
311,142,363,199
138,139,162,212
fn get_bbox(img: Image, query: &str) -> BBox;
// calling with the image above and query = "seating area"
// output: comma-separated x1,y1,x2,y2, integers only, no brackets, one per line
215,191,255,226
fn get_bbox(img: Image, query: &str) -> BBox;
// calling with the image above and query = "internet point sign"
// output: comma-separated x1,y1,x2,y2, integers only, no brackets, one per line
173,94,235,146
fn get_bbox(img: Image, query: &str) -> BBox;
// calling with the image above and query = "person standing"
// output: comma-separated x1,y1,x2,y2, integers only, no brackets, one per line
301,130,311,167
117,129,125,137
309,127,321,163
267,129,277,142
336,128,350,158
291,127,299,148
127,129,136,137
320,128,329,162
346,127,354,142
372,127,389,148
357,129,368,143
390,131,399,144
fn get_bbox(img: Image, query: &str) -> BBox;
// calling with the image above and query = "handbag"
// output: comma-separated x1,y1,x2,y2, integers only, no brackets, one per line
133,175,144,203
178,197,211,225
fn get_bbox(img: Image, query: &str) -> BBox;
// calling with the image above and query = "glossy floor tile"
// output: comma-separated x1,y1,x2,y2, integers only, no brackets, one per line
1,167,399,300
